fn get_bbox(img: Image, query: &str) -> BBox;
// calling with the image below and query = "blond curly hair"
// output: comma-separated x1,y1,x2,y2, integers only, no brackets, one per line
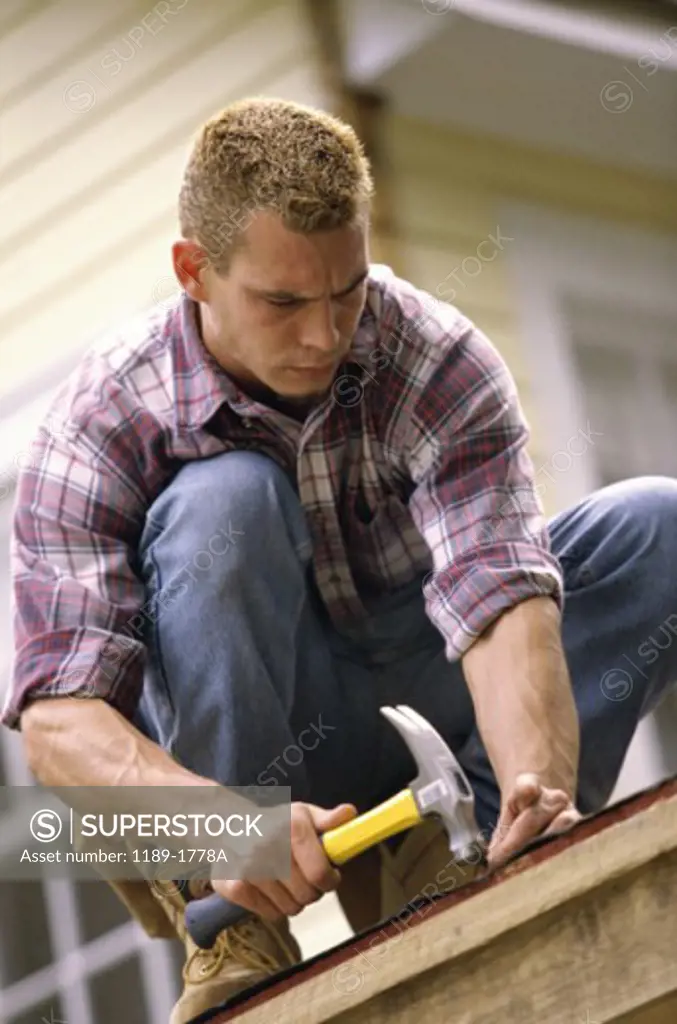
178,96,374,273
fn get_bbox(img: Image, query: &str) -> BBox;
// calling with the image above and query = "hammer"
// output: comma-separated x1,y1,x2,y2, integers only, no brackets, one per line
184,704,484,948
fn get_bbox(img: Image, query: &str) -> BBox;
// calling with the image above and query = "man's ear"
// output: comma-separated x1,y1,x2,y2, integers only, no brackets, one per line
171,240,211,302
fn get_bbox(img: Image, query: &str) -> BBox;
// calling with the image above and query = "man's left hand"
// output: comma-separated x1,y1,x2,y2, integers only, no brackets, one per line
486,772,582,867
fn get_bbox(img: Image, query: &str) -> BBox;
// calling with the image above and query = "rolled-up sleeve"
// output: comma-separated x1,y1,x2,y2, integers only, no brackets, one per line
403,319,563,660
2,380,152,730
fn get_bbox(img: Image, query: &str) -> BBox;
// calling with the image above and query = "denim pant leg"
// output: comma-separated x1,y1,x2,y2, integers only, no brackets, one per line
454,475,677,832
330,578,476,814
132,451,378,808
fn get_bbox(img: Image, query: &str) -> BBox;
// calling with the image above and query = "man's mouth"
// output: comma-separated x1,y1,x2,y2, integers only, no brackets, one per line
289,363,335,374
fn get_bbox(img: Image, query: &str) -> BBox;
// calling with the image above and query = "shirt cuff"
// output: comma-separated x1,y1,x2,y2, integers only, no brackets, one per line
425,558,564,661
3,630,144,730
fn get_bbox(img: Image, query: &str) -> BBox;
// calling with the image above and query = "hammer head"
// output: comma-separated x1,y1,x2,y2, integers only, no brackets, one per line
380,704,485,863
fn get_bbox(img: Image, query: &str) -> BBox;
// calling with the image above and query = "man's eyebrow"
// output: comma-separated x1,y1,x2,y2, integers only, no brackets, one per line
255,268,369,302
332,268,369,298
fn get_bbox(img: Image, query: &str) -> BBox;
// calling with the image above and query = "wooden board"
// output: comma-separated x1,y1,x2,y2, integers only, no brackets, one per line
198,776,677,1024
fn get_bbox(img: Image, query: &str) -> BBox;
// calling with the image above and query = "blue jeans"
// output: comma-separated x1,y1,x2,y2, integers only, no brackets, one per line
133,452,677,836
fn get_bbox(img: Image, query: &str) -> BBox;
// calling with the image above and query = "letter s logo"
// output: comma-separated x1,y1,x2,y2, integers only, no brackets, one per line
30,809,63,842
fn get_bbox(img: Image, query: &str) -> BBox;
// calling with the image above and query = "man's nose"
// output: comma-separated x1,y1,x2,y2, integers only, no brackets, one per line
300,301,340,355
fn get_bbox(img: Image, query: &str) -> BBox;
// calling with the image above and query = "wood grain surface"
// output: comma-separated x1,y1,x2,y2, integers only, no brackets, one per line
204,776,677,1024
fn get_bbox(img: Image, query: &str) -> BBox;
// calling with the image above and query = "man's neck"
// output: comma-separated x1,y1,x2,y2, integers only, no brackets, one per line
235,377,317,423
262,392,315,423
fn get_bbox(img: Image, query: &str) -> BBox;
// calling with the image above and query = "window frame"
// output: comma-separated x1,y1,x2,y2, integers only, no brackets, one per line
500,199,677,800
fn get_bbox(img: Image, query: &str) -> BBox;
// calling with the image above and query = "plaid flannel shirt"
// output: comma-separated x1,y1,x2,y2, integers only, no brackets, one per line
2,263,563,729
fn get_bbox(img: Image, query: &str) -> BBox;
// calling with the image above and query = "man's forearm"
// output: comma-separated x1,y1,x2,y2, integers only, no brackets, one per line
461,596,580,800
21,696,211,789
21,697,260,862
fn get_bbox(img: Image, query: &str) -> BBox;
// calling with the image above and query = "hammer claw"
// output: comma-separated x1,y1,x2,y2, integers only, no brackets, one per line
396,703,447,745
381,703,450,765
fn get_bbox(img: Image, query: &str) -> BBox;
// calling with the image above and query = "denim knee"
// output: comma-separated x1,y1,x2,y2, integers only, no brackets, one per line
142,450,310,564
605,474,677,519
553,475,677,587
595,475,677,564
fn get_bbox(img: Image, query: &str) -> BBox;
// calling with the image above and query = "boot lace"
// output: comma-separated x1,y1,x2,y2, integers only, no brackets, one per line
184,916,299,984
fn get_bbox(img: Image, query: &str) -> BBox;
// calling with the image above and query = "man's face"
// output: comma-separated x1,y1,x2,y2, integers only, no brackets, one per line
173,210,369,402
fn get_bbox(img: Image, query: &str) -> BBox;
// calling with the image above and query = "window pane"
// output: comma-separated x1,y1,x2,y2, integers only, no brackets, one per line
74,877,133,944
90,956,149,1024
568,298,677,481
0,880,53,985
8,995,65,1024
571,342,638,481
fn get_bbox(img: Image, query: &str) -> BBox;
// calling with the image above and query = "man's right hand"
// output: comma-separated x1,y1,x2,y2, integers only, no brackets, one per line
209,801,357,921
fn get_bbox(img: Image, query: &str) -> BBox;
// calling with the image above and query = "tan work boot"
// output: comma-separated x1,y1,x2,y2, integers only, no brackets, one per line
151,880,302,1024
379,819,482,919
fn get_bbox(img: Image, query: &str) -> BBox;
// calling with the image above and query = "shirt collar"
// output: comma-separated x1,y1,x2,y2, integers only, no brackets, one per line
171,293,239,432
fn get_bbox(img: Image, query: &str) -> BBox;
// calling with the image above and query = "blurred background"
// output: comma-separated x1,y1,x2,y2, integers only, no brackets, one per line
1,0,677,1020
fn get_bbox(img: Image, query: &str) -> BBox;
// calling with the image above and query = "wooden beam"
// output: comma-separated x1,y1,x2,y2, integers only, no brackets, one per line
205,776,677,1024
301,0,404,272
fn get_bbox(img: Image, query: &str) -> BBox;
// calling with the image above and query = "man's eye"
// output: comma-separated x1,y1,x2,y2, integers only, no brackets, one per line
268,298,300,308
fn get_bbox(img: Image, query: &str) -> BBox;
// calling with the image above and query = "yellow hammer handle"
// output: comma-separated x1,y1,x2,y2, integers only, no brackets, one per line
321,788,422,865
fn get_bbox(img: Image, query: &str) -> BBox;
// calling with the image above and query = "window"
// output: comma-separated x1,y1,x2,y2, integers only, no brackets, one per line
503,201,677,799
567,297,677,485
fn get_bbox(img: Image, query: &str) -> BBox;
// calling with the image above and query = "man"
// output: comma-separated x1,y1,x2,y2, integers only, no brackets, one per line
4,97,677,1022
